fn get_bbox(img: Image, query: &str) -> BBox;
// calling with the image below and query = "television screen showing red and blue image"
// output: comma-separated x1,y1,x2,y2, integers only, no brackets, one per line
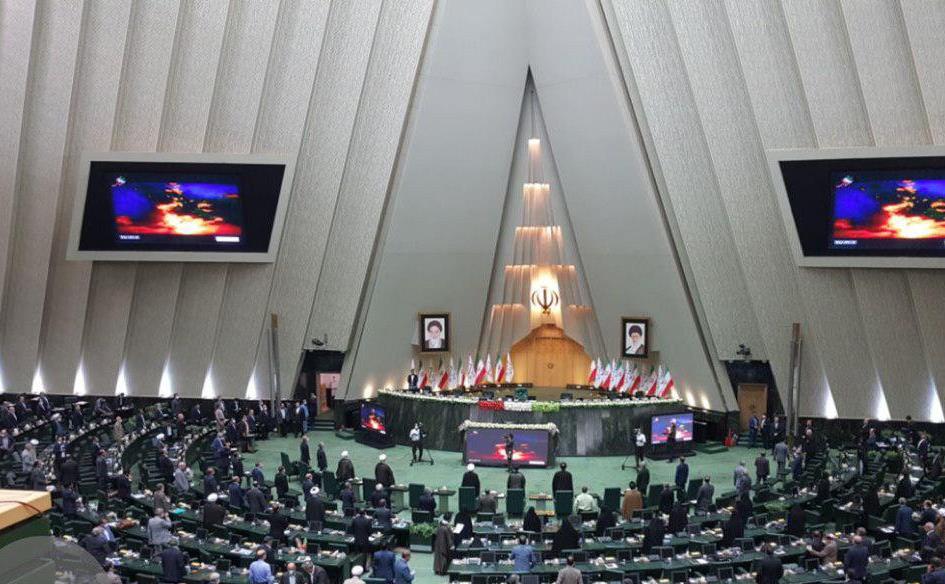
831,171,945,251
465,428,549,467
651,413,693,444
110,173,244,245
359,403,387,435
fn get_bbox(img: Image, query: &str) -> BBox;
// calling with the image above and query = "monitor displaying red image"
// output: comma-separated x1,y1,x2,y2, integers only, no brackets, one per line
651,413,694,444
464,428,550,467
830,171,945,250
110,173,244,245
360,403,387,435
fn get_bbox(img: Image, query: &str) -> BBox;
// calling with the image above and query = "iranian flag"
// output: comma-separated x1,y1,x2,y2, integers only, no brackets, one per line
484,354,493,384
644,367,660,397
626,364,641,393
437,360,450,390
495,354,506,384
593,358,606,388
505,353,514,384
418,364,429,389
657,366,676,398
587,359,598,386
447,358,458,389
600,361,613,390
464,355,475,388
473,357,487,386
612,361,626,392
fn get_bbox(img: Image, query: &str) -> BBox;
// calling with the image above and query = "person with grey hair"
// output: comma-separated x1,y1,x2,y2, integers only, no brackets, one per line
302,560,329,584
173,461,191,494
160,538,187,583
433,519,453,575
80,526,109,567
147,508,173,555
342,565,365,584
20,440,37,473
207,573,221,584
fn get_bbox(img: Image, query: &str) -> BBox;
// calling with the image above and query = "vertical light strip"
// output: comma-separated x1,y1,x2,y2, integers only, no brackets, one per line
73,361,87,396
158,362,173,398
31,367,45,394
201,367,216,399
245,367,258,400
875,384,891,421
115,364,129,396
929,381,944,423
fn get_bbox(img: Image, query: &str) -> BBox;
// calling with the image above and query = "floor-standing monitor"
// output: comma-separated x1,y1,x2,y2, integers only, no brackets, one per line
651,413,694,444
464,428,550,467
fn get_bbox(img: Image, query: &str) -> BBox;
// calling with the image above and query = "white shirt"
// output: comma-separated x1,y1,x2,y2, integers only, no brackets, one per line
409,427,421,441
635,433,646,447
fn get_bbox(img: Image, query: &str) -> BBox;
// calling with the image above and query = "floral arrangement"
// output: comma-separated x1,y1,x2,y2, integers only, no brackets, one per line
458,420,559,434
477,400,505,411
531,401,561,413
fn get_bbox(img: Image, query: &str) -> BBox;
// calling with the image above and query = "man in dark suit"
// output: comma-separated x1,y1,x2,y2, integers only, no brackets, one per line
251,462,265,487
228,477,245,509
695,477,714,514
462,464,481,496
674,458,689,491
373,544,398,582
641,516,665,555
341,482,356,516
246,485,267,514
552,462,573,494
115,469,132,498
920,522,943,562
305,487,326,531
202,493,227,528
36,392,51,418
756,545,783,584
755,452,770,484
190,403,203,423
160,540,187,583
658,484,674,515
374,499,393,529
268,502,290,543
203,468,219,494
60,455,79,487
274,467,290,500
336,452,355,483
80,527,110,567
316,442,328,472
896,498,916,535
844,536,870,581
720,513,744,548
60,485,79,517
375,454,395,488
407,369,419,390
636,463,650,498
350,509,374,554
95,451,109,491
299,436,311,468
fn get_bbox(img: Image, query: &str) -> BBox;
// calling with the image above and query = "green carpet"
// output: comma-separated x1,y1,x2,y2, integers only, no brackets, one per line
239,432,767,584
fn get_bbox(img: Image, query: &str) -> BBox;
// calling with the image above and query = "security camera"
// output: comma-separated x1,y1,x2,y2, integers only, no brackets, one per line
736,344,752,361
311,334,327,347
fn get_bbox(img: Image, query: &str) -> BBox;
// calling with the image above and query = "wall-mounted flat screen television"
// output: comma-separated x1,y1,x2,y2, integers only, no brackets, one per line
464,428,550,467
769,146,945,268
650,413,694,445
360,403,387,435
67,153,295,262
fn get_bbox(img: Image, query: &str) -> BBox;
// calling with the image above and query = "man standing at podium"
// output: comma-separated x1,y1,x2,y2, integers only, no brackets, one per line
504,432,515,472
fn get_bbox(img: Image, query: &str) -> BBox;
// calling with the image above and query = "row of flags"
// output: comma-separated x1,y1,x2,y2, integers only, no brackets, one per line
586,359,676,398
409,353,515,390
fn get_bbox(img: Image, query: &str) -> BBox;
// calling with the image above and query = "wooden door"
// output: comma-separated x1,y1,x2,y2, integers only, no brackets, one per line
737,383,768,431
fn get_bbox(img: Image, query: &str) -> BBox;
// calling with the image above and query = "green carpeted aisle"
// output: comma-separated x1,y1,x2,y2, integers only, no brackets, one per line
235,431,766,584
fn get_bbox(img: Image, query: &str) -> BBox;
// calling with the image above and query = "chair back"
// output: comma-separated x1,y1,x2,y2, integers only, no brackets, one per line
459,486,477,512
603,487,621,512
408,483,425,509
362,477,377,501
506,488,525,517
554,490,573,518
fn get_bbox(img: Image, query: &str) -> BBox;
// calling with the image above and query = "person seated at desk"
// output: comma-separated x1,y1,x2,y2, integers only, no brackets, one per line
552,517,581,556
202,493,226,528
574,486,598,515
373,543,397,581
510,534,537,572
477,490,498,514
807,531,838,565
417,487,436,515
641,515,665,555
523,506,542,533
374,498,393,529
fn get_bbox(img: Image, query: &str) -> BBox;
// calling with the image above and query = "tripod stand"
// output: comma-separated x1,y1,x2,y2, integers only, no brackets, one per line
409,441,434,466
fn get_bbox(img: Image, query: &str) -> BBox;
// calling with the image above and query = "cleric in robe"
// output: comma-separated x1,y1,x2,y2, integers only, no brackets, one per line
420,314,450,352
622,318,648,357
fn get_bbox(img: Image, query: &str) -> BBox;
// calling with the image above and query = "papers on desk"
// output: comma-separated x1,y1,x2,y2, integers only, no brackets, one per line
453,523,465,534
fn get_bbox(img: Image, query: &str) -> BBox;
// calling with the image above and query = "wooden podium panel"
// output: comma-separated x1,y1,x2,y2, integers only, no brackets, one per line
510,324,591,387
0,489,51,530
